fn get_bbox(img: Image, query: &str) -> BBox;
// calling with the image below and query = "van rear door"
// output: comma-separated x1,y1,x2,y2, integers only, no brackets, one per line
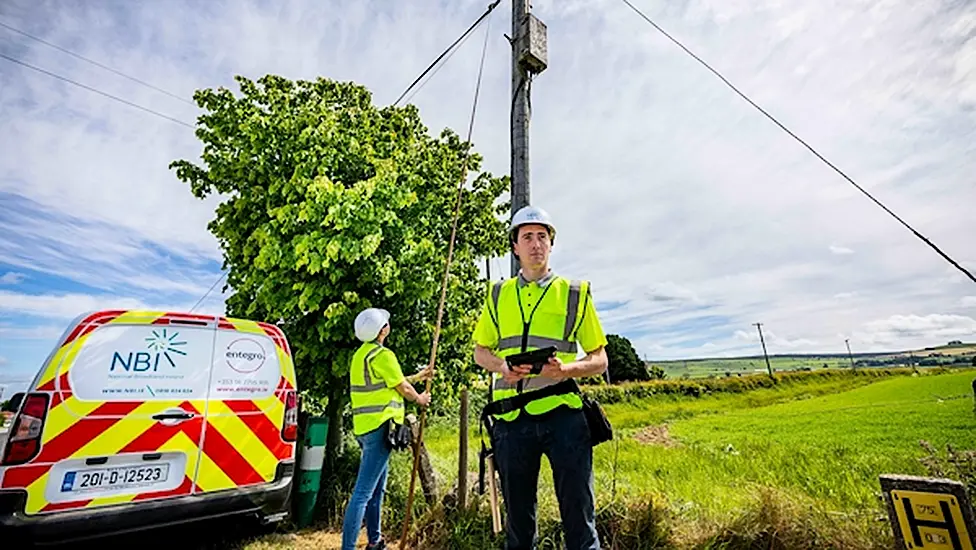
8,311,216,515
193,317,296,495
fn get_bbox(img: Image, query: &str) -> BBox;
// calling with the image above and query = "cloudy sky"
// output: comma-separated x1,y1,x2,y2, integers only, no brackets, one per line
1,0,975,392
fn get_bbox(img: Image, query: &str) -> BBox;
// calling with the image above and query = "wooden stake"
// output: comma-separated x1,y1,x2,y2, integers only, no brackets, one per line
458,388,469,510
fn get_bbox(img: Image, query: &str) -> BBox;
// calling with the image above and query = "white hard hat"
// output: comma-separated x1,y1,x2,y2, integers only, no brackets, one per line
354,308,390,342
509,205,556,241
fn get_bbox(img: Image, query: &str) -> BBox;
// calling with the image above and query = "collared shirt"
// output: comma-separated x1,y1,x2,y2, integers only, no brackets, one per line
517,270,556,288
473,271,608,355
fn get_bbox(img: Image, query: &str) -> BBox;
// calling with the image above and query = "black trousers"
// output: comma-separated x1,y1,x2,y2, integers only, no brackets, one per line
491,406,600,550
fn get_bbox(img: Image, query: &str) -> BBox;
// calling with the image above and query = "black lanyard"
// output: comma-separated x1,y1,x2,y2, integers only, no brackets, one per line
515,280,554,352
514,279,553,394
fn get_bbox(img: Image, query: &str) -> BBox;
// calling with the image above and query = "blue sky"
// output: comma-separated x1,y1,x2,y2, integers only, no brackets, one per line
2,0,976,394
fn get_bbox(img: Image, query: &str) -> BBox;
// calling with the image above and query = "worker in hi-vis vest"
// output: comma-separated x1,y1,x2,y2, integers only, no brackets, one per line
342,308,432,550
473,205,609,550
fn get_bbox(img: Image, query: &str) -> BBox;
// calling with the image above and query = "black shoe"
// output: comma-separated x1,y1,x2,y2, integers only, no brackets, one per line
366,538,386,550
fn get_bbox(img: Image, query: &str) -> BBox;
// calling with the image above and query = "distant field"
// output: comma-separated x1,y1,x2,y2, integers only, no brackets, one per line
910,342,976,356
655,356,850,379
654,342,976,379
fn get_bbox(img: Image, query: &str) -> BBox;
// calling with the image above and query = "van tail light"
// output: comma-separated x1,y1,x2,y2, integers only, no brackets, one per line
281,391,298,442
2,393,49,466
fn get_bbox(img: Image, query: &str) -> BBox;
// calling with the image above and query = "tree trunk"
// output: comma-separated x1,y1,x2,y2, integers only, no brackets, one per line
319,383,346,523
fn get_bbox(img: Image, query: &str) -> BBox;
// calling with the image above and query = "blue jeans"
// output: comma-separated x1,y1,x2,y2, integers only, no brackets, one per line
492,406,600,550
341,423,391,550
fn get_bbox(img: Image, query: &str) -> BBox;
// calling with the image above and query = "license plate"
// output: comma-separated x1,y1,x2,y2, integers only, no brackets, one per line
61,464,170,493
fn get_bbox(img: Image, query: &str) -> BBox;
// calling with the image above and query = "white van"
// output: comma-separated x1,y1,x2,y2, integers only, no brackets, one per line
0,310,299,544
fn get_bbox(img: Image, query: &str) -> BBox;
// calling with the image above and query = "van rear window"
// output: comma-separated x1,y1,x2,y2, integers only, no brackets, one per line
68,325,214,401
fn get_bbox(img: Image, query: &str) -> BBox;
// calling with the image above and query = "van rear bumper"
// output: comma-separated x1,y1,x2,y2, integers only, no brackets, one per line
0,461,294,545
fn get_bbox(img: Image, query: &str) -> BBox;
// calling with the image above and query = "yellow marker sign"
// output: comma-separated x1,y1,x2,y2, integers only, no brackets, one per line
891,490,972,550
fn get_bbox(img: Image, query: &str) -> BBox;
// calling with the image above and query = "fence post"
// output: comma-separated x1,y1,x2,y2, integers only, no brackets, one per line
458,388,469,509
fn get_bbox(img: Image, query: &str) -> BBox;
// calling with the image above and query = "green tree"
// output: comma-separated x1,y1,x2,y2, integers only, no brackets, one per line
605,334,649,382
170,74,508,513
648,364,666,380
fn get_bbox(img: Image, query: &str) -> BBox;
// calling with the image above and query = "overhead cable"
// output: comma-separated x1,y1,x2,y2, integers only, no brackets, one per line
0,20,195,105
0,51,195,128
188,271,227,313
620,0,976,285
393,0,502,106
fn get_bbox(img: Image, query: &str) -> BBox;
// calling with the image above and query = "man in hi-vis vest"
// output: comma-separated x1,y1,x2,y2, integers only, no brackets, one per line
473,205,609,550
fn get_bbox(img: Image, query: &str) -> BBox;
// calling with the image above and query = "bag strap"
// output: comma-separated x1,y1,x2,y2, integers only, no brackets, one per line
481,378,581,420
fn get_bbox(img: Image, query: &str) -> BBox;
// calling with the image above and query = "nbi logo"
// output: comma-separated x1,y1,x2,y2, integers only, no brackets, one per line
111,329,187,372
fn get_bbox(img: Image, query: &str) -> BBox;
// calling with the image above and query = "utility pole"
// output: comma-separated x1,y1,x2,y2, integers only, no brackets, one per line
845,338,856,371
754,323,774,379
509,0,547,276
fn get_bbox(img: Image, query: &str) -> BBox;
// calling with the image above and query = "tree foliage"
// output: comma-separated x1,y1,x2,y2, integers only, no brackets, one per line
605,333,650,383
170,75,509,484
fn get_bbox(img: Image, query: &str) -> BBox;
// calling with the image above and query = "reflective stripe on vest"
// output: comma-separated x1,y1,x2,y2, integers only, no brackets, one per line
351,346,387,394
350,343,405,435
487,277,587,421
354,401,404,415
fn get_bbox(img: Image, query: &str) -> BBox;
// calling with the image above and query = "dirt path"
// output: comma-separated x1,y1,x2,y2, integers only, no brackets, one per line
245,531,404,549
632,423,680,447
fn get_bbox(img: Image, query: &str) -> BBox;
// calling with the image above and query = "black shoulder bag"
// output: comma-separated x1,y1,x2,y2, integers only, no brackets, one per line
480,378,613,447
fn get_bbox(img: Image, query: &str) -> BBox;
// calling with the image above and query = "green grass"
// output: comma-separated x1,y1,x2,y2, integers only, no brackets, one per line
244,368,976,548
667,371,976,511
417,369,976,534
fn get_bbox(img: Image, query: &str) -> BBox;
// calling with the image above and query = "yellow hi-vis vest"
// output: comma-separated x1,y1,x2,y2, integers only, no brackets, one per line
486,275,589,422
350,342,404,436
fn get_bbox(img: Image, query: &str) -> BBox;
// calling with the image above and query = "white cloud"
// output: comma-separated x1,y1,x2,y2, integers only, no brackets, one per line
0,356,7,366
962,296,976,308
0,290,227,320
0,324,68,340
0,272,26,285
0,0,974,362
733,328,817,349
0,290,152,319
853,314,976,346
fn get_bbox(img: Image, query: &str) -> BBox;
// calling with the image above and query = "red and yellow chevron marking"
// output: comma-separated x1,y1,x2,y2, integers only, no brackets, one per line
2,399,205,514
3,310,297,516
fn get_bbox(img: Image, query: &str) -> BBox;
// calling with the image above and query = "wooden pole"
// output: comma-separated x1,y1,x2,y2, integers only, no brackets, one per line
458,388,469,509
398,11,494,546
510,0,531,277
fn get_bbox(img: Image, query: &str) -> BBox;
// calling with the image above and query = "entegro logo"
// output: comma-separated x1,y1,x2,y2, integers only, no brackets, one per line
225,338,267,374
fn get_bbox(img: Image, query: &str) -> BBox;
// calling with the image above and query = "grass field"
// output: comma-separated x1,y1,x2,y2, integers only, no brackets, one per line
246,368,976,548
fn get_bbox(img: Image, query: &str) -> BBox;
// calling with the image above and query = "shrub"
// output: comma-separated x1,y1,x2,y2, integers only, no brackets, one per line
696,487,890,550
